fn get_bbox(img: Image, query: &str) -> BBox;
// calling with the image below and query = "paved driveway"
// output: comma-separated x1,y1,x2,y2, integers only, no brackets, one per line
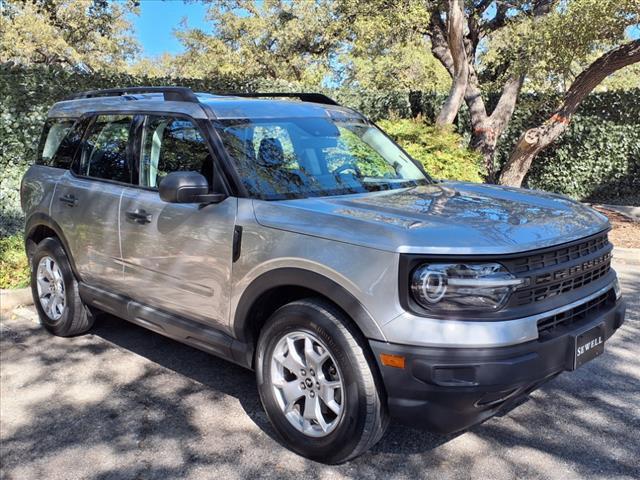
1,257,639,480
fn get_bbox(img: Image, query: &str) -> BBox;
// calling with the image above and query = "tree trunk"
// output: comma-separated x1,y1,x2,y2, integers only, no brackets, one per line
500,39,640,187
470,124,499,182
466,73,524,181
435,0,468,127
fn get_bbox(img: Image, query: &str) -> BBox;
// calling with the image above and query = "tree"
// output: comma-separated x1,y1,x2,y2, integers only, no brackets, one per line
425,0,640,183
499,39,640,186
0,0,140,71
434,0,467,126
427,0,558,181
172,0,343,84
337,1,450,91
172,0,451,91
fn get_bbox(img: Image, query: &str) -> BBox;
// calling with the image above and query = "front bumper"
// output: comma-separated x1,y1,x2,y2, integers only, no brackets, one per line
370,296,626,434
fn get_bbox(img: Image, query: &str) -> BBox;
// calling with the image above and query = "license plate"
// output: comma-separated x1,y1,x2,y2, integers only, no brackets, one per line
573,324,605,369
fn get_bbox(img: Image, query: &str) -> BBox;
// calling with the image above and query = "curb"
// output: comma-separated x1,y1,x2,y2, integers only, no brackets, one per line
596,204,640,222
0,287,34,312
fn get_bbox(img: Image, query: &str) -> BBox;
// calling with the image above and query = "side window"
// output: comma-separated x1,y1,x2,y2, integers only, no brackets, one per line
37,119,81,169
139,116,211,189
77,115,133,183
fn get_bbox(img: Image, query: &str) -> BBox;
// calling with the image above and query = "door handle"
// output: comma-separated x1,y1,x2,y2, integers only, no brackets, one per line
126,209,152,224
59,194,77,207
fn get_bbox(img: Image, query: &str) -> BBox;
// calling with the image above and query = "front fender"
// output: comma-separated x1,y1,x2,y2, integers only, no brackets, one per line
233,267,386,343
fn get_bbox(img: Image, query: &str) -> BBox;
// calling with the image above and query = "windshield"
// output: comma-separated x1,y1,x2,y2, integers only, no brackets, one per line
215,116,429,200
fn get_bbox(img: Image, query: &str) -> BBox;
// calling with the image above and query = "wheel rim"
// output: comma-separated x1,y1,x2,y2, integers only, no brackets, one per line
270,330,345,438
36,256,66,321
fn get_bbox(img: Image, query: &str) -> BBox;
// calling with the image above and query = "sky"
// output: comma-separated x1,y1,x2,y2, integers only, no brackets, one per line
132,0,210,57
131,0,640,59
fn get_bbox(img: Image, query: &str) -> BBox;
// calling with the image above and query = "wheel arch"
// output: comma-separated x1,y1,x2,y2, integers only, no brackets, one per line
24,213,80,279
233,268,386,349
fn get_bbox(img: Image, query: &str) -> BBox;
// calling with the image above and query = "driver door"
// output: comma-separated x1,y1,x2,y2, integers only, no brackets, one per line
118,115,237,330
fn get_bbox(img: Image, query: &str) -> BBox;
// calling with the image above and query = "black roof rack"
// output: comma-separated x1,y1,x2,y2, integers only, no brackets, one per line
65,86,199,103
64,88,340,107
220,92,340,106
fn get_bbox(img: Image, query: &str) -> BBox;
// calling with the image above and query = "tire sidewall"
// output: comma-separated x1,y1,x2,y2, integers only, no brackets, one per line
30,238,79,336
256,301,372,463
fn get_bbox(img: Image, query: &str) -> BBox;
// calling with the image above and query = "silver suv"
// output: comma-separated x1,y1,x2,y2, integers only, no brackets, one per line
21,87,626,463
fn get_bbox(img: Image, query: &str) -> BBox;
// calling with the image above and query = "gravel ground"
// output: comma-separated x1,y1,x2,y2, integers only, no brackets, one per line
594,207,640,248
1,257,639,480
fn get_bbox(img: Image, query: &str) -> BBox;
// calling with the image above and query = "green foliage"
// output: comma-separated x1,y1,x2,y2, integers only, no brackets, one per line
377,119,484,183
336,0,450,92
1,66,638,240
475,0,640,91
0,64,252,235
149,0,451,92
0,234,30,289
172,0,341,84
0,0,139,71
490,90,640,204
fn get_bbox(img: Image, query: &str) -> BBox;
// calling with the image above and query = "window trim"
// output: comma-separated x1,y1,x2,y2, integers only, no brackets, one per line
212,117,433,201
70,113,137,186
36,117,79,169
69,110,233,197
134,113,217,192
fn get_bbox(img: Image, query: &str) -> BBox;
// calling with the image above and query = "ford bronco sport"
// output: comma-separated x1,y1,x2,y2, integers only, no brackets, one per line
21,87,626,463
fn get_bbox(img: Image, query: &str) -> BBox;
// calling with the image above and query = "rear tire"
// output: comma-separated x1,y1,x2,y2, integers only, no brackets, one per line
30,237,94,337
256,298,388,463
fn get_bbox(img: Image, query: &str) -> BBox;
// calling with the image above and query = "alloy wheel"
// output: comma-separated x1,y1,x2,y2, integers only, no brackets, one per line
36,256,66,321
270,330,345,437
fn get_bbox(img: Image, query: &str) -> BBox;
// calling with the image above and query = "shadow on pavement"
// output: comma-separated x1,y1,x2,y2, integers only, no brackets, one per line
0,266,638,479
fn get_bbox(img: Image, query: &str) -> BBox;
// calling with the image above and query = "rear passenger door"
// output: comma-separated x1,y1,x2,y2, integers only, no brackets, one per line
118,115,237,331
52,114,135,292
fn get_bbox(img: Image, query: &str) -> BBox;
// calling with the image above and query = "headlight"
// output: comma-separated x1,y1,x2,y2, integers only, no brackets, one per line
410,263,524,312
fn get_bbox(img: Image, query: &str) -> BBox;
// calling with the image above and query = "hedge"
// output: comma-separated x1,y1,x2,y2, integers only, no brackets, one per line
1,65,638,237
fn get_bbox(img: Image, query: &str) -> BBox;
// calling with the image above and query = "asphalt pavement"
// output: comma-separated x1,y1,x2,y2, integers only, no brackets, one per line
1,257,639,480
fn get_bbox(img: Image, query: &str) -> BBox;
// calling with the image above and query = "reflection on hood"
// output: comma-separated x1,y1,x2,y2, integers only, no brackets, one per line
253,182,610,255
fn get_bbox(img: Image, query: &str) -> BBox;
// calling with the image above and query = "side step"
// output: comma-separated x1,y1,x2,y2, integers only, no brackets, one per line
79,283,253,369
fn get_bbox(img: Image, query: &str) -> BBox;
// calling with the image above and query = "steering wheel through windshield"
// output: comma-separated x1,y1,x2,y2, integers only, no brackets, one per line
333,163,362,178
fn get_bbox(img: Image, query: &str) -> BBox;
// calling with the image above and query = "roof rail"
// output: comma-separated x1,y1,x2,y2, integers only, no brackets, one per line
65,86,199,103
220,92,340,106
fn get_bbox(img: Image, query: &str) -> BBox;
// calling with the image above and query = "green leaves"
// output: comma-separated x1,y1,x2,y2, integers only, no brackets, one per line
0,233,30,289
494,90,640,203
1,65,637,240
0,0,139,71
484,0,640,89
378,119,485,182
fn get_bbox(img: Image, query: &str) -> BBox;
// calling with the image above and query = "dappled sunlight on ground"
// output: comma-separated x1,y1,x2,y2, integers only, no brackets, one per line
0,258,638,479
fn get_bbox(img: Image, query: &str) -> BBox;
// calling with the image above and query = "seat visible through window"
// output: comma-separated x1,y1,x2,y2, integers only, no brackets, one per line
139,116,212,189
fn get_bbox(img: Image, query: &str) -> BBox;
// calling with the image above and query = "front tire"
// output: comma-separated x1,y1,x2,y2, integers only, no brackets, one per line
30,237,94,337
256,299,388,463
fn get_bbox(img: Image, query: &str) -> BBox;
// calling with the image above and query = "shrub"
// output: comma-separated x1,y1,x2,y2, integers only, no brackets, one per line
0,234,29,289
1,64,638,235
377,118,484,182
490,91,640,204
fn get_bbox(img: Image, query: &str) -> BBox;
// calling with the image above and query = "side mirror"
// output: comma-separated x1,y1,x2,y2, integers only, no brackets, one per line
159,171,226,204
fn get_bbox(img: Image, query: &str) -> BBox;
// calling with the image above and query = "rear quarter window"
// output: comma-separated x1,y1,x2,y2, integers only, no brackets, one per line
37,118,84,169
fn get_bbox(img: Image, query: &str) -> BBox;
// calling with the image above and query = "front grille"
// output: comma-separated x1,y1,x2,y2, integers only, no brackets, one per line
511,252,611,306
501,232,612,308
537,290,615,335
509,233,609,274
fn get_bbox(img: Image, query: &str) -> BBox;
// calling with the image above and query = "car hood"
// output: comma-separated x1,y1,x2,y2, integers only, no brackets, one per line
252,182,610,254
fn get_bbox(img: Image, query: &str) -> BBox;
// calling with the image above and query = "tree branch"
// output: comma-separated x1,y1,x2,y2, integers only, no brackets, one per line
428,6,455,77
436,0,469,126
499,39,640,186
